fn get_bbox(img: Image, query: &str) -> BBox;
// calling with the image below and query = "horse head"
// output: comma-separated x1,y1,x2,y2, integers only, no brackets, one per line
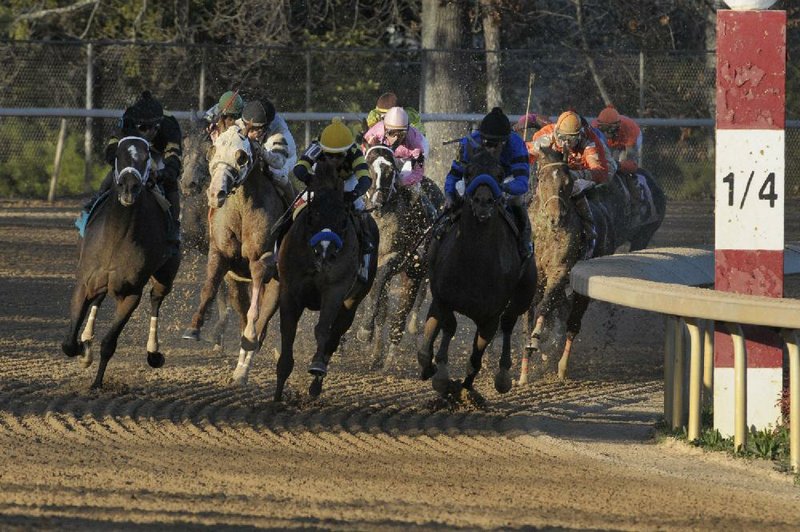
366,145,399,210
114,136,152,207
206,125,254,208
463,146,504,223
305,158,349,270
535,146,572,222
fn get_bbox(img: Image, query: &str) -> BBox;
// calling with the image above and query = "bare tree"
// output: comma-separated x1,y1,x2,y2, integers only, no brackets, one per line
421,0,471,184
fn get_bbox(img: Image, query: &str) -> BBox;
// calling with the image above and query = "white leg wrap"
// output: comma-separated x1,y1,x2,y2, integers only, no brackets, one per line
81,306,99,343
147,316,159,353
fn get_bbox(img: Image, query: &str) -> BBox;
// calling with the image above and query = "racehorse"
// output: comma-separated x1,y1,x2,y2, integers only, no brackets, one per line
181,126,283,385
179,120,232,350
598,168,667,252
357,145,440,370
521,146,666,381
274,158,379,401
417,147,536,402
61,136,181,389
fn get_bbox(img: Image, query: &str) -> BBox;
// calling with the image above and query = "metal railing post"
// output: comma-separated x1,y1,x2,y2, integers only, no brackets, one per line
305,51,312,147
48,118,68,202
780,329,799,472
84,42,94,192
671,317,686,430
724,322,747,452
686,318,703,441
703,319,714,408
664,315,676,425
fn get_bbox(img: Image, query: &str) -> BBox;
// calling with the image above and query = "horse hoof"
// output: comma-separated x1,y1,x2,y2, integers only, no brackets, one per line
309,376,324,397
182,328,200,341
526,340,540,353
62,341,79,358
494,369,513,394
147,351,165,368
432,377,449,396
212,343,224,353
356,326,372,343
406,319,419,335
240,335,259,352
79,351,93,369
308,360,328,377
419,363,436,381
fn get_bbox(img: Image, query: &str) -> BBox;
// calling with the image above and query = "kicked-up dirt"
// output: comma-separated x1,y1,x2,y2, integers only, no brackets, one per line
1,199,799,530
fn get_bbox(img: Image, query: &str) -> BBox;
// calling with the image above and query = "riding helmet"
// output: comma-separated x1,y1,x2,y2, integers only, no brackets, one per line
479,107,511,139
242,101,268,127
555,110,582,136
375,91,399,113
319,118,354,153
128,91,164,125
218,90,244,117
383,107,409,130
597,105,621,126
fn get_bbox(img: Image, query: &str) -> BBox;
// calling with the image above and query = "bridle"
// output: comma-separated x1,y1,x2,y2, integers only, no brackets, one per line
536,160,570,214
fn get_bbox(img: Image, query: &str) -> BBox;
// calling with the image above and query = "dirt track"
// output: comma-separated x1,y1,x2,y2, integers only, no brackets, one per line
1,199,799,530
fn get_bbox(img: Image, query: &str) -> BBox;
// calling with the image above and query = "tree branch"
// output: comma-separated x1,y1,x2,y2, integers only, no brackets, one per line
14,0,99,23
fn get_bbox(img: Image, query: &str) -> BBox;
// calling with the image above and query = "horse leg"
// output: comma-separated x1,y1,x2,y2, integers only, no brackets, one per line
183,251,226,340
309,288,350,378
233,279,279,386
75,293,106,369
211,278,231,352
385,273,422,366
417,299,441,380
62,282,92,360
358,255,397,344
241,258,268,351
92,293,142,389
407,277,428,334
558,293,591,380
275,300,301,402
495,311,519,394
462,318,498,393
146,254,179,370
313,302,361,398
432,308,457,397
229,279,252,384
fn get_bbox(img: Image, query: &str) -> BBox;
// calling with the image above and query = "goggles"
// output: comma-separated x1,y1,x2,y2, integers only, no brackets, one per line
482,136,506,148
598,123,620,135
136,122,160,133
386,128,407,137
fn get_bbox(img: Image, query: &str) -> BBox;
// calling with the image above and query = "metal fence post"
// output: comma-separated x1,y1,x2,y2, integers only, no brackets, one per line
84,43,94,192
639,50,645,170
198,49,206,116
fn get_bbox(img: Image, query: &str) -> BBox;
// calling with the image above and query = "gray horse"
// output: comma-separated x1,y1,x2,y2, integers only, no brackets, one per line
181,126,284,385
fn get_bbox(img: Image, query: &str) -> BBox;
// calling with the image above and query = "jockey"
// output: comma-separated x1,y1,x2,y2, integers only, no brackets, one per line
237,100,297,207
444,107,532,259
592,104,644,215
203,90,244,142
366,92,428,152
531,110,613,249
513,112,550,143
90,91,183,246
290,118,375,283
363,106,438,223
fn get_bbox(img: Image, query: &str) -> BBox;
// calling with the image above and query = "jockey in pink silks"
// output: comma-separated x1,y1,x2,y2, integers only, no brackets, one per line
363,106,437,222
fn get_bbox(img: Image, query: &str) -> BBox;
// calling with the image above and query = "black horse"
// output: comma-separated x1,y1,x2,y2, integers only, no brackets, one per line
62,136,181,389
522,146,666,381
181,126,283,385
417,148,536,402
274,158,379,401
357,145,442,370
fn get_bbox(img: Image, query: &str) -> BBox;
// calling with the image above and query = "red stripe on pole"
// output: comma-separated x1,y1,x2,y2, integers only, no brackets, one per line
714,249,783,297
716,10,786,130
714,327,783,368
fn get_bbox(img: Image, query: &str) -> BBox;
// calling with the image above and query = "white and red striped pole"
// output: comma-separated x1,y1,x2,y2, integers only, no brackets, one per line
714,2,785,437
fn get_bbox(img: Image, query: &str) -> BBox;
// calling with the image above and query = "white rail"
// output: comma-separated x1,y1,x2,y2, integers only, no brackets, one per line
570,245,800,471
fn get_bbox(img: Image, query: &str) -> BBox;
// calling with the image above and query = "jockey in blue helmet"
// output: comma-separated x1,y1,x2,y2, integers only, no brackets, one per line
444,107,532,259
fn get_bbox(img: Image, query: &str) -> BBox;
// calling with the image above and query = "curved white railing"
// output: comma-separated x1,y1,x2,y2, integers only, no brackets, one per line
570,245,800,471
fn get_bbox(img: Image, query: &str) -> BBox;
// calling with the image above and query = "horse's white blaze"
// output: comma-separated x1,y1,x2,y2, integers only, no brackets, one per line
147,316,159,353
80,305,98,343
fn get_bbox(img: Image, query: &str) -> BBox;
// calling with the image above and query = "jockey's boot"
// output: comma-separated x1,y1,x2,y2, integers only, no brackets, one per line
266,215,295,281
165,188,181,252
574,194,597,258
625,172,643,220
83,170,115,212
509,203,533,260
354,213,374,284
419,192,439,226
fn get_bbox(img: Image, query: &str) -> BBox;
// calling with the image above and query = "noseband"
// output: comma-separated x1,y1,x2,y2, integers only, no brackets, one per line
537,160,570,214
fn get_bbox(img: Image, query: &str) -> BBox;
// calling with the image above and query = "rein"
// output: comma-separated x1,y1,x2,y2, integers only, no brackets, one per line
536,160,570,214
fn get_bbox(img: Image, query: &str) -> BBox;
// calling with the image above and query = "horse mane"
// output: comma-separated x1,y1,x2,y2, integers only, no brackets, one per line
310,158,342,193
465,146,504,184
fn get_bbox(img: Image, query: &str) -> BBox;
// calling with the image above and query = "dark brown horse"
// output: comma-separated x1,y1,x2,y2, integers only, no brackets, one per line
521,146,666,381
356,145,439,370
417,148,536,402
61,136,181,389
274,158,379,401
179,121,233,350
181,126,283,385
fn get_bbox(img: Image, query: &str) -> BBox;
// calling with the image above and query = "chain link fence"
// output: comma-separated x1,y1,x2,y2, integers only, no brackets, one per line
1,40,798,199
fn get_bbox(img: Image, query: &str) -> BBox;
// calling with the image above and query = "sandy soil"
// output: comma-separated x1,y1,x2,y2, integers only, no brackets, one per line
1,199,799,530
